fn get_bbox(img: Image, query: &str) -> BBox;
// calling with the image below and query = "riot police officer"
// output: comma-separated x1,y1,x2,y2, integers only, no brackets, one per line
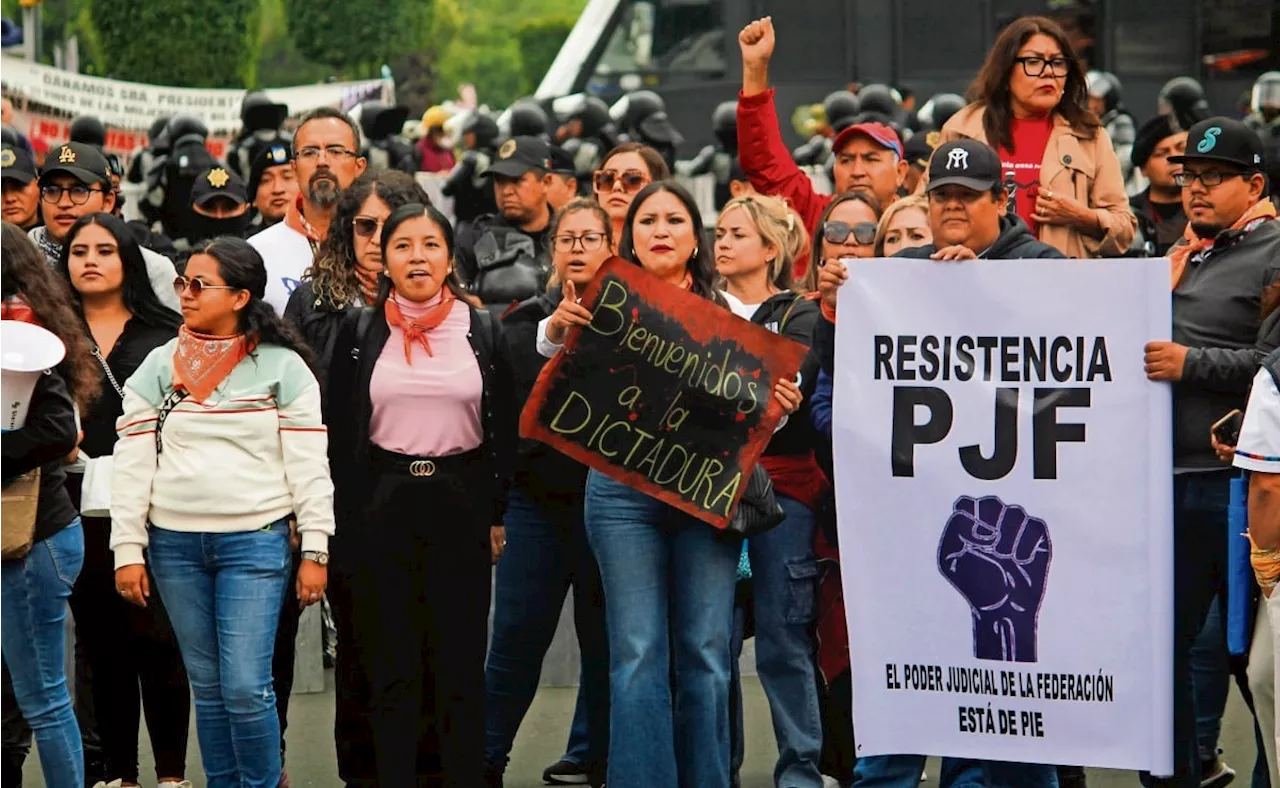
1245,71,1280,189
610,89,683,170
1158,76,1212,133
1086,71,1137,189
854,83,904,128
443,109,502,233
505,99,552,141
555,93,618,187
356,100,419,174
225,91,290,182
916,93,965,134
150,114,218,240
792,91,858,167
680,100,738,208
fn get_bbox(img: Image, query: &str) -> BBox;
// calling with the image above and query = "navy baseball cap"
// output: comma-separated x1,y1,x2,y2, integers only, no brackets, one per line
1,144,37,185
483,136,552,178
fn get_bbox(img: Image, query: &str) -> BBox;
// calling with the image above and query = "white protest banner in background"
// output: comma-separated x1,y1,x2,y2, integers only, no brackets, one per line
1,56,392,134
831,259,1173,772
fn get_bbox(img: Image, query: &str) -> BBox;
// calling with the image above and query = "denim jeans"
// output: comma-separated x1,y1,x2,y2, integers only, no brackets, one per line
853,754,1059,788
485,489,609,773
0,520,85,788
149,519,291,788
1144,471,1232,788
584,470,740,788
730,496,823,787
1191,595,1230,762
561,688,591,764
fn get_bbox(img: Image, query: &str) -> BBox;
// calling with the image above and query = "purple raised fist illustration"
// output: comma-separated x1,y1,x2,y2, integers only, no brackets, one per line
938,495,1052,663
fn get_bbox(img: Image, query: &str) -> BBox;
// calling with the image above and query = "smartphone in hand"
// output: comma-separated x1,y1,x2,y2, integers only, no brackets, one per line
1211,409,1244,448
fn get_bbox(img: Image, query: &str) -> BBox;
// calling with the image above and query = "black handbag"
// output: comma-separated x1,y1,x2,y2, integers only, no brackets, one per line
724,464,786,538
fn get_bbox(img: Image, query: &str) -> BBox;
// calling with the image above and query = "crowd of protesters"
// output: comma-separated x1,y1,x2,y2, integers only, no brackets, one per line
1,10,1279,788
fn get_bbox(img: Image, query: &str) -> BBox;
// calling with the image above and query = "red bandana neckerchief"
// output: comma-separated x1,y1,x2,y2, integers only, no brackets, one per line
384,293,457,364
1169,200,1276,290
172,326,253,402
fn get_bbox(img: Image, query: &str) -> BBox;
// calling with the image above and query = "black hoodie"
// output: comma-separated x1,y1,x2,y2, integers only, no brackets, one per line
737,291,822,458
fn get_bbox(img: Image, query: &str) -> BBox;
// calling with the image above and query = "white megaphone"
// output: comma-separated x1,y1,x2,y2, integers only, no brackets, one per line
1,321,67,431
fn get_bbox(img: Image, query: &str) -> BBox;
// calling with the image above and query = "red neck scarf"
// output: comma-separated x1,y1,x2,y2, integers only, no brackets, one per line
172,326,253,402
384,293,457,364
1169,200,1276,289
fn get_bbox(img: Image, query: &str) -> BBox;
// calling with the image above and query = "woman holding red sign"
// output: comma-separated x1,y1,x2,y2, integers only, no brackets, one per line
539,181,802,788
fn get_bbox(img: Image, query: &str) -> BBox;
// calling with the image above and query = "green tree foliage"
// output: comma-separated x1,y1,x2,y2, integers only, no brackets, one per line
282,0,407,77
92,0,261,86
516,16,576,92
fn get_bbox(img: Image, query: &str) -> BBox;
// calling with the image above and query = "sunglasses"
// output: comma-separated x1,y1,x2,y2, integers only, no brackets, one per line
822,220,878,246
593,169,648,194
352,216,385,238
173,276,241,297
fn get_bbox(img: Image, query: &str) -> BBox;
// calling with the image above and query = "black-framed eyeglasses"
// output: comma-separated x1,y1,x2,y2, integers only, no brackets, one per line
1014,56,1071,78
593,169,648,194
822,220,878,246
1172,170,1246,188
552,232,607,253
295,145,358,162
352,216,385,238
40,184,105,205
173,276,241,297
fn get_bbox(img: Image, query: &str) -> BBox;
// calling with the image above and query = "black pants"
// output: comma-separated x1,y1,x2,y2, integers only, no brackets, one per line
68,515,190,783
346,448,492,786
275,552,301,756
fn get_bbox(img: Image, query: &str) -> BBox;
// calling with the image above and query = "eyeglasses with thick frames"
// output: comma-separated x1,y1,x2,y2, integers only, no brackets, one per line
593,170,648,194
352,216,385,238
1172,170,1246,188
822,220,878,246
173,276,241,297
40,184,106,205
552,232,607,253
295,145,358,163
1014,56,1071,78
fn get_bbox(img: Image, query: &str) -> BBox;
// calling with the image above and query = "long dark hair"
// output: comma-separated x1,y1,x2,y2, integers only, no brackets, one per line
56,213,182,330
374,202,471,306
189,236,313,364
308,170,430,310
618,180,717,301
599,142,671,181
2,222,102,411
967,15,1098,151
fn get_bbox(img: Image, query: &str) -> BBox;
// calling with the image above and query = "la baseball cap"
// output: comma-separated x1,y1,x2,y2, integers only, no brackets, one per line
190,167,248,208
833,122,904,160
1,144,37,185
39,142,112,188
1168,117,1265,170
926,139,1002,193
482,136,553,178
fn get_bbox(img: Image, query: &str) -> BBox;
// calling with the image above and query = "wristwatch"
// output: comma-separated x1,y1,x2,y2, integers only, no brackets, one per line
301,551,329,566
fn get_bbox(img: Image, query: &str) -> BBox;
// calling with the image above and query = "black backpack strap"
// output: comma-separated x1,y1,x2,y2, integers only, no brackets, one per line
349,306,376,362
777,293,807,334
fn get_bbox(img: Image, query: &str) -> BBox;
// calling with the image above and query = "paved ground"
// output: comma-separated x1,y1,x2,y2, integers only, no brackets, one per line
23,673,1262,787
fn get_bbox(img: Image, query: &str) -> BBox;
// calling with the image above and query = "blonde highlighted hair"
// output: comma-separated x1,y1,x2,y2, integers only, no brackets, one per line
546,197,614,289
873,194,929,256
717,194,808,291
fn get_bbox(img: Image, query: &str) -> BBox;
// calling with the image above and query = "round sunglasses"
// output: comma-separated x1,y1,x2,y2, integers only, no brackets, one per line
173,275,241,297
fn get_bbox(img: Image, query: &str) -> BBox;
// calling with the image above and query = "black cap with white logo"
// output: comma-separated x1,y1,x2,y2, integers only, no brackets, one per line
926,139,1002,193
1168,117,1265,171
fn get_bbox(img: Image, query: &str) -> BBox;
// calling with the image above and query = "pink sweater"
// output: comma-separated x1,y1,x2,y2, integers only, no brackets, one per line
369,294,483,457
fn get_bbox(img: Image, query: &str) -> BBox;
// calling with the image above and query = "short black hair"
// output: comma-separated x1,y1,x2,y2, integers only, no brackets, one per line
293,106,361,152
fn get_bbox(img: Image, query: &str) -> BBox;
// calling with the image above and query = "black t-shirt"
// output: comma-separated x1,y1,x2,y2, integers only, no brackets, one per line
80,318,178,458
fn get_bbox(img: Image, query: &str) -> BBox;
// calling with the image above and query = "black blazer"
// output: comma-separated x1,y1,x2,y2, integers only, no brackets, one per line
324,300,517,528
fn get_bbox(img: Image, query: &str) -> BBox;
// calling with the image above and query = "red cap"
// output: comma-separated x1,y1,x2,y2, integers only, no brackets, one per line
832,122,903,159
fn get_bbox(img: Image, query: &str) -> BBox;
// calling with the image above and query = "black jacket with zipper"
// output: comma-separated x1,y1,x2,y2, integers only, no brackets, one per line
2,368,79,545
323,300,517,528
745,291,822,458
283,280,352,390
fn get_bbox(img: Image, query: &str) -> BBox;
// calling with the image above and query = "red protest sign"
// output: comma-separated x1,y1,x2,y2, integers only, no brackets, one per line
520,257,808,528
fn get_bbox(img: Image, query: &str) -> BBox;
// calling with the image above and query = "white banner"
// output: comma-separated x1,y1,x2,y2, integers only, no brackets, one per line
832,258,1173,771
0,56,392,134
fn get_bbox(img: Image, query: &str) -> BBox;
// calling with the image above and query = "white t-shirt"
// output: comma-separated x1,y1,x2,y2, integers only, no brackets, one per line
1234,366,1280,474
248,221,314,316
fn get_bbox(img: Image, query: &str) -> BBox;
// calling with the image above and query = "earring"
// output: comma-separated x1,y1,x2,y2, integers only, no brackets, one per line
691,245,699,260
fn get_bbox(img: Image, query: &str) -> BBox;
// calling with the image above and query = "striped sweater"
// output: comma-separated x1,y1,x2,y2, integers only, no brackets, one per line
110,339,335,569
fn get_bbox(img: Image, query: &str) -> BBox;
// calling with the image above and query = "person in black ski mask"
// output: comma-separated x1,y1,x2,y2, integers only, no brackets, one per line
178,166,252,250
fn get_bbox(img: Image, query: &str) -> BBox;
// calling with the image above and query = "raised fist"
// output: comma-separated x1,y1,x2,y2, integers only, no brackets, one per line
738,17,776,69
938,495,1052,663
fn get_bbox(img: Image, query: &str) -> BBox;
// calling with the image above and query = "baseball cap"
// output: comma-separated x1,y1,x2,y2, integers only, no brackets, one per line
548,144,575,175
247,141,294,198
833,122,904,160
190,167,248,209
1131,114,1177,170
1,144,37,185
482,136,553,178
1168,117,1265,170
926,139,1002,193
903,130,939,170
39,142,112,188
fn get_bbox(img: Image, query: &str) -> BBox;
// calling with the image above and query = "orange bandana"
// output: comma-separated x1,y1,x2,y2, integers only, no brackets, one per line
384,294,457,364
172,326,253,402
1169,200,1276,290
284,196,324,245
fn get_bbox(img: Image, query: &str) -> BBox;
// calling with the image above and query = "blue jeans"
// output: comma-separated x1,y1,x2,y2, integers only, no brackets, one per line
148,520,291,788
562,689,591,764
584,470,740,788
0,520,84,788
730,496,823,787
854,755,1059,788
1191,595,1229,762
485,489,609,772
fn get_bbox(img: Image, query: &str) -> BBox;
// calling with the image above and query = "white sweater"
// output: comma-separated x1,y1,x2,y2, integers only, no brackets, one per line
110,340,335,569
